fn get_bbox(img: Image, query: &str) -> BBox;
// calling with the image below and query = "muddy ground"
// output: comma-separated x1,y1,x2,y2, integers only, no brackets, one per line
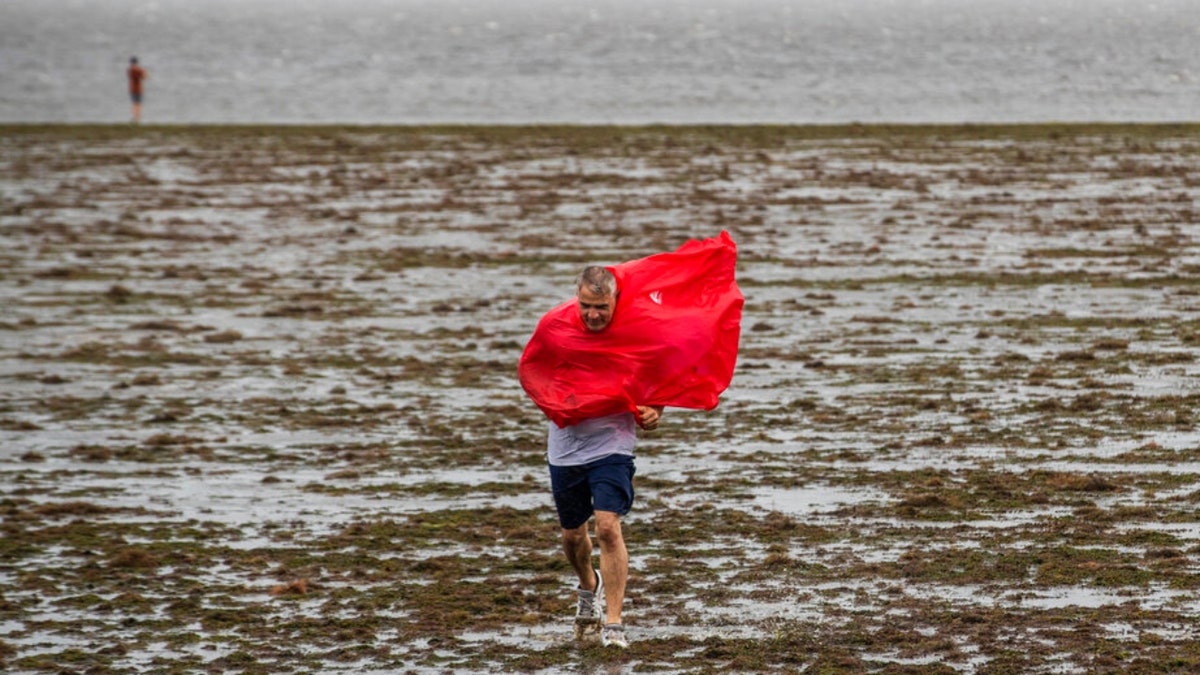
1,123,1199,674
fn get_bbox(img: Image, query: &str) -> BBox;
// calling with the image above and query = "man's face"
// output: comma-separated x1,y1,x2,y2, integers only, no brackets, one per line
577,286,615,332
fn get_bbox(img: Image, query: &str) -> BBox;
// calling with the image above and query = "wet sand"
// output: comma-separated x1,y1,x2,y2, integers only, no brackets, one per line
2,123,1200,673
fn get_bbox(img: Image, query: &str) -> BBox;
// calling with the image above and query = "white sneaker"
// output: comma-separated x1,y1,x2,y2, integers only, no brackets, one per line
574,567,603,627
601,623,628,648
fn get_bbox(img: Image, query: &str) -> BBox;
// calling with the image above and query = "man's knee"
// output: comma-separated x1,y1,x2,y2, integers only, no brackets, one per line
561,522,589,546
593,512,623,546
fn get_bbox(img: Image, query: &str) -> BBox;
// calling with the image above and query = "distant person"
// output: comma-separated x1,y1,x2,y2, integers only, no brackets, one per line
127,57,147,123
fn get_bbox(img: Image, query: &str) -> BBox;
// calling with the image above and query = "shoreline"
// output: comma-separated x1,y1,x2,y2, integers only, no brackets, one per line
4,120,1200,141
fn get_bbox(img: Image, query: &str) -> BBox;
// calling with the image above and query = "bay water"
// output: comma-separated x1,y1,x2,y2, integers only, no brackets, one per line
2,0,1197,124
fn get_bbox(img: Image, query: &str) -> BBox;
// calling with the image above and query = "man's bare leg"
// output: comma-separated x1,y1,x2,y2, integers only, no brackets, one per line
562,521,599,592
593,510,627,626
562,521,601,637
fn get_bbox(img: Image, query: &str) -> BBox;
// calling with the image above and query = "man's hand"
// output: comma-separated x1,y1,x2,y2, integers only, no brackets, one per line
636,405,663,430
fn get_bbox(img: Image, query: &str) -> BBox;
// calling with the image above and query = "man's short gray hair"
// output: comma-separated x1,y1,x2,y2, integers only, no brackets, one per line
577,266,617,297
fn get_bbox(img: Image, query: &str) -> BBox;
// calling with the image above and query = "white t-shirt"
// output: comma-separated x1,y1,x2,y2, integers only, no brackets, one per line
546,412,637,467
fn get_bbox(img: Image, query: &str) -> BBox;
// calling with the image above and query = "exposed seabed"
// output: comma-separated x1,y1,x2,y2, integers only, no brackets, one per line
2,123,1199,673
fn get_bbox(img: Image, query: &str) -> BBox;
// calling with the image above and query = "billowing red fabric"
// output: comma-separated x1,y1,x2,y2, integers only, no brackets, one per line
519,231,743,428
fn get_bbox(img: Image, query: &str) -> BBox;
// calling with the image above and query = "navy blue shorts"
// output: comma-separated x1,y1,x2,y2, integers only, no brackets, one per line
130,93,143,104
549,454,636,530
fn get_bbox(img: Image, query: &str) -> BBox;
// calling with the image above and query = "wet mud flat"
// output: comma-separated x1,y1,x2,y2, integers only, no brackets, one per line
2,123,1200,674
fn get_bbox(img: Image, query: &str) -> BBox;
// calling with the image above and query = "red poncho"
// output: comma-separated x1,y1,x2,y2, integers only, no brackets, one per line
519,231,743,428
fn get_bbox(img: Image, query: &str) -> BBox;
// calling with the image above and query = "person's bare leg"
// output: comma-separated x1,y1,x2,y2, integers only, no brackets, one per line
593,510,627,625
132,103,142,124
561,521,598,591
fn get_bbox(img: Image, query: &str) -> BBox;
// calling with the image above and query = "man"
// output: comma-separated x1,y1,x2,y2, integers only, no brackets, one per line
127,57,147,123
548,266,662,649
520,233,742,648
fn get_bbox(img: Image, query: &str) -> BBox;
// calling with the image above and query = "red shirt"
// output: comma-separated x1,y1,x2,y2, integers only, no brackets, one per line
127,65,147,95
